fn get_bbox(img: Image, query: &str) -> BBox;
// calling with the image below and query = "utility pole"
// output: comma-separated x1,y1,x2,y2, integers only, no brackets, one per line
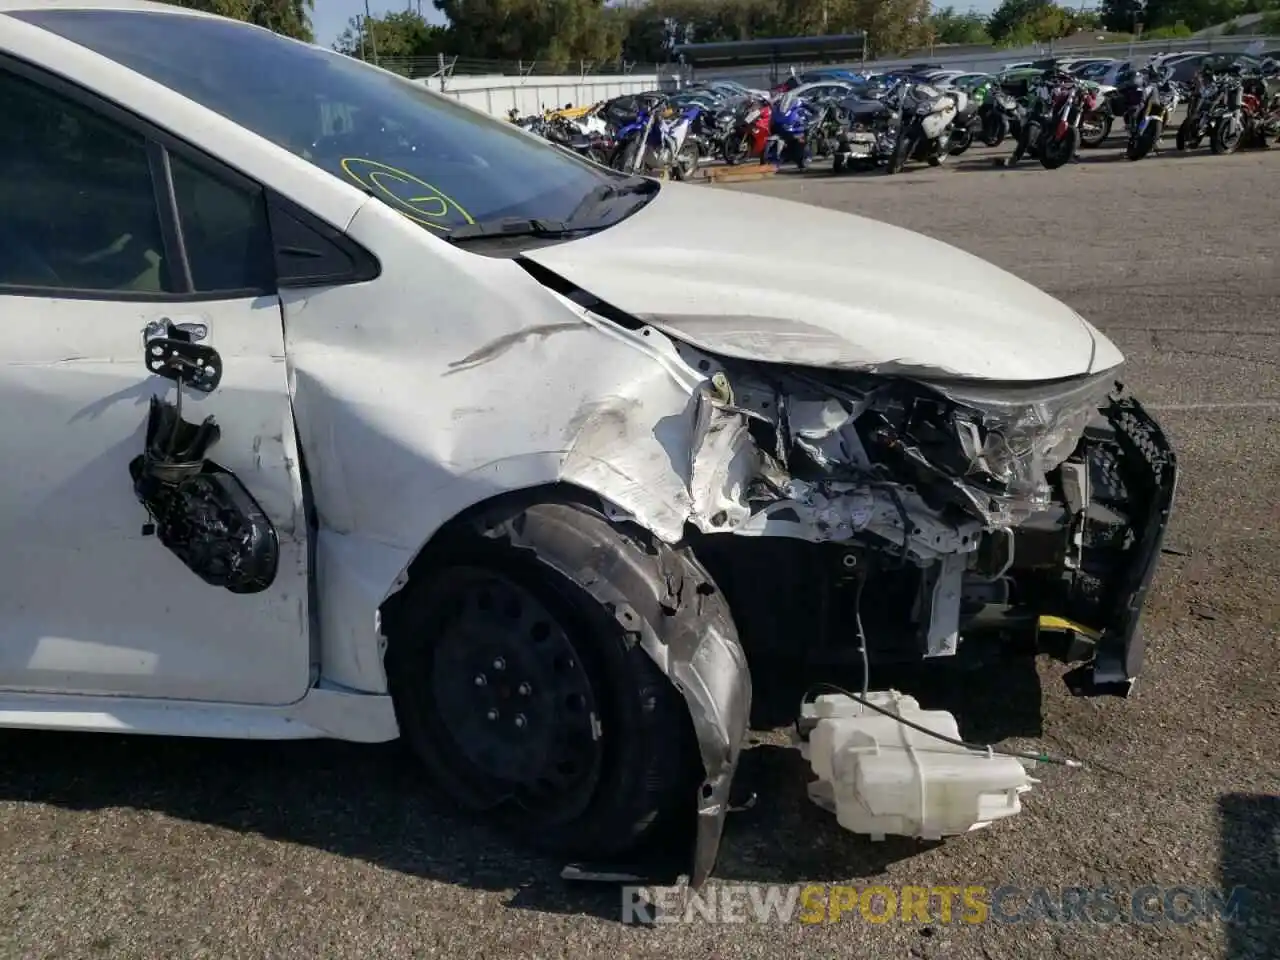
364,0,379,65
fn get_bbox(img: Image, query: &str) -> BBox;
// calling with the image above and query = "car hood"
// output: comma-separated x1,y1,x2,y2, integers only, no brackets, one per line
520,182,1122,382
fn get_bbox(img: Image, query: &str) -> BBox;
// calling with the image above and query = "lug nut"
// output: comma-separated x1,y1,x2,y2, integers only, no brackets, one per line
492,657,506,671
518,682,532,695
486,709,499,721
514,714,527,729
474,674,487,687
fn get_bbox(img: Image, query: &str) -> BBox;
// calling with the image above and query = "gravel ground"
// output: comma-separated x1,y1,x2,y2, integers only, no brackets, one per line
2,139,1278,960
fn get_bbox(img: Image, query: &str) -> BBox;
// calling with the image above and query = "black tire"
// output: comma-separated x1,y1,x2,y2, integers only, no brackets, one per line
722,132,746,166
1126,118,1161,161
948,123,973,155
887,131,911,174
1019,120,1041,160
1211,116,1243,155
1175,118,1197,151
614,139,642,173
385,499,718,861
1039,127,1080,169
983,111,1008,147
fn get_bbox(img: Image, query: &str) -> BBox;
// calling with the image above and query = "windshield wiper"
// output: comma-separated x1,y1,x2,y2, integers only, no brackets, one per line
442,217,598,244
567,175,658,223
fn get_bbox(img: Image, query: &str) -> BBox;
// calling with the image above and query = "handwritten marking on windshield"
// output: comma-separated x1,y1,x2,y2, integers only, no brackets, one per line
340,158,474,231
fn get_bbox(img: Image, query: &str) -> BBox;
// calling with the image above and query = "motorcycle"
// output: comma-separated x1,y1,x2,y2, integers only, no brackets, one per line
977,80,1023,147
722,96,772,165
830,93,896,173
806,98,849,161
1078,80,1113,148
1176,66,1227,151
1126,69,1183,161
886,81,959,174
1210,63,1280,154
611,99,702,180
764,97,818,168
1015,71,1091,170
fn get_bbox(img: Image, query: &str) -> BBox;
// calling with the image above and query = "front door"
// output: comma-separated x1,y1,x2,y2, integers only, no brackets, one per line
0,63,311,706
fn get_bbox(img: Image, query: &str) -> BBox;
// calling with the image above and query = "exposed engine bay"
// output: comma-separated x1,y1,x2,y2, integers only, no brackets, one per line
670,342,1177,692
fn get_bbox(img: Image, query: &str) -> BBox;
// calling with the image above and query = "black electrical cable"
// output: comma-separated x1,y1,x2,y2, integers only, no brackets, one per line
853,567,870,699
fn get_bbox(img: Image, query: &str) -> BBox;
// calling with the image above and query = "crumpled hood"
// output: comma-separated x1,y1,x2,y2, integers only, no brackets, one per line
521,182,1123,381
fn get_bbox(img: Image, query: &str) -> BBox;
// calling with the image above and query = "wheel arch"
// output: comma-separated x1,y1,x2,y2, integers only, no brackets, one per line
379,482,752,888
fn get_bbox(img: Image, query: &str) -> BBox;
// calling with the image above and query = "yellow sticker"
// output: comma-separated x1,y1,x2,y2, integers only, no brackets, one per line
339,158,474,232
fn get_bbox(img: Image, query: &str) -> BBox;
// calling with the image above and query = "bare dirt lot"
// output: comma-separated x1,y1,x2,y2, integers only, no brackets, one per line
2,141,1278,960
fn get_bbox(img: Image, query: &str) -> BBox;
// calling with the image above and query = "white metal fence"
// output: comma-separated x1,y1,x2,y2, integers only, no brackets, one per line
421,73,662,117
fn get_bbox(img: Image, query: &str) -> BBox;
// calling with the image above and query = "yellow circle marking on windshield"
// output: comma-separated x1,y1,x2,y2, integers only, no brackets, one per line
340,158,474,231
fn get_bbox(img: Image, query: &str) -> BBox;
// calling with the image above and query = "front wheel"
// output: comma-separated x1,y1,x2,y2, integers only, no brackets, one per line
1126,118,1162,161
722,133,747,166
887,130,912,174
982,111,1008,147
1039,127,1080,169
1175,118,1202,151
1211,115,1243,155
673,141,699,181
948,123,974,155
386,500,718,862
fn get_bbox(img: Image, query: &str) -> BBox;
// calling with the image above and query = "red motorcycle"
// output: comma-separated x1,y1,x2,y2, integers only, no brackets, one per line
722,97,772,165
1037,75,1096,169
1018,71,1090,168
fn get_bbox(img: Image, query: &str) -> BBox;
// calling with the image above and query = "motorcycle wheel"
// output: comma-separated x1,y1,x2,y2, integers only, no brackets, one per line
1039,127,1080,169
948,124,973,156
886,133,910,175
984,113,1009,147
1126,118,1161,161
1175,118,1201,151
1080,113,1112,148
722,133,747,166
672,142,699,181
613,140,641,173
1211,117,1243,155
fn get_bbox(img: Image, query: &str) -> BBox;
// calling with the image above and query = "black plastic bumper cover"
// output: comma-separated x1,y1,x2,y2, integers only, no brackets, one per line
1076,392,1178,694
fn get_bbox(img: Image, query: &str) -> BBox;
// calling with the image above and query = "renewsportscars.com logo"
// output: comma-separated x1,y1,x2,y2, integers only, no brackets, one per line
620,884,1252,925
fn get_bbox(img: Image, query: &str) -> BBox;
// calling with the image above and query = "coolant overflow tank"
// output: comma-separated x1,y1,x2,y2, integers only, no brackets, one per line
795,692,1037,841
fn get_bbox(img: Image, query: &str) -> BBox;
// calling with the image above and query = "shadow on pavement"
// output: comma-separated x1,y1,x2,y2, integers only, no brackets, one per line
1219,792,1279,960
0,653,1046,924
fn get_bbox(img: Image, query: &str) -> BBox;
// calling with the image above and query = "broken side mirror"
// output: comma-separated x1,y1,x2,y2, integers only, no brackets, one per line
130,318,279,595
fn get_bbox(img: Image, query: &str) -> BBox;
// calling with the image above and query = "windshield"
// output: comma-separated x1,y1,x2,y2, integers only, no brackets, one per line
18,9,637,235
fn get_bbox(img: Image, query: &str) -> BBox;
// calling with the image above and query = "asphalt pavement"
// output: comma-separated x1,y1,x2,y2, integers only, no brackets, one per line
2,137,1278,960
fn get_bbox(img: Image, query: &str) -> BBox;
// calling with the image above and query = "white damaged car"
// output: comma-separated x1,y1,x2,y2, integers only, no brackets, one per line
0,1,1176,885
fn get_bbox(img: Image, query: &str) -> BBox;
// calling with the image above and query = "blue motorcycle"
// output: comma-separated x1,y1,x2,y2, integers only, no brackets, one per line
611,99,703,180
763,97,817,168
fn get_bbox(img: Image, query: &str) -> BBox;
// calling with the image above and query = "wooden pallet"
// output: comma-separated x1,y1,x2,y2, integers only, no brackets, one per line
695,163,779,184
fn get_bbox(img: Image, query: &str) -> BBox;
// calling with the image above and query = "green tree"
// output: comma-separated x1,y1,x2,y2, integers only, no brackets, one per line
334,10,448,58
161,0,314,41
433,0,626,67
927,6,992,43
